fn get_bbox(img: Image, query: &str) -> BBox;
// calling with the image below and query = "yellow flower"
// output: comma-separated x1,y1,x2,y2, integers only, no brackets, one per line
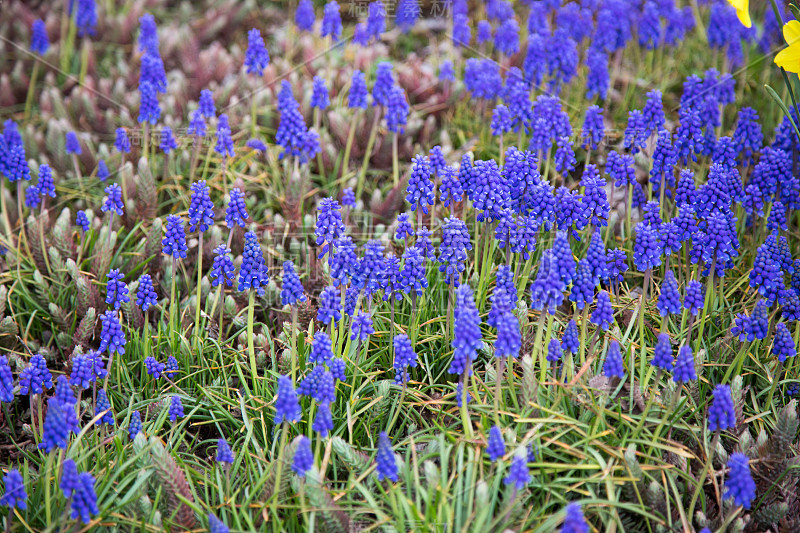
775,20,800,74
727,0,751,28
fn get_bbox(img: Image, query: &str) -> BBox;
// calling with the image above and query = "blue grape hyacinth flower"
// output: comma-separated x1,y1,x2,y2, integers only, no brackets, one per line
590,291,614,330
296,0,315,31
652,333,673,371
281,261,306,306
19,353,53,395
656,271,682,317
504,454,531,490
96,159,110,181
0,356,14,403
375,432,398,482
216,438,235,464
486,425,505,462
321,1,342,40
76,210,90,232
208,514,229,533
115,128,131,154
168,395,184,422
188,180,215,233
162,215,188,259
215,114,234,159
708,384,736,432
105,269,129,310
406,155,435,214
209,246,236,288
449,284,482,376
128,411,142,440
317,285,342,325
774,322,797,362
292,435,314,476
31,19,49,55
102,184,124,217
65,132,82,155
69,471,99,524
313,400,333,437
311,76,330,110
244,28,270,76
225,188,249,229
393,334,418,385
39,397,72,452
673,345,697,383
69,354,94,389
315,198,345,260
238,232,269,294
724,453,756,509
144,357,165,379
603,341,625,378
136,274,158,312
561,502,589,533
96,389,115,425
0,470,27,510
98,310,126,355
274,375,301,424
351,311,374,342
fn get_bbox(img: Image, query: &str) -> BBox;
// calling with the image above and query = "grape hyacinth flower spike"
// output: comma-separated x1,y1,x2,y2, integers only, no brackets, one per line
486,425,505,462
375,432,398,482
561,503,589,533
238,231,269,386
128,410,142,440
0,470,27,511
188,180,215,339
393,334,418,387
162,214,187,350
724,453,756,509
292,435,314,477
216,438,235,465
450,284,482,437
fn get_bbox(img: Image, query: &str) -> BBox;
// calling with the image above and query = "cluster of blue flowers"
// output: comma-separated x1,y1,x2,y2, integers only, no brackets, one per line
5,0,800,530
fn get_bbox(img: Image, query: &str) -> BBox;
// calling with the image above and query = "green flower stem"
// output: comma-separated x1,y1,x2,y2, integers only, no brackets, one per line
460,368,472,440
216,284,225,341
314,108,325,177
531,311,546,383
357,109,382,199
651,383,682,443
0,180,11,254
494,356,505,425
194,232,204,347
386,386,406,436
23,62,40,122
541,312,554,383
578,306,589,365
392,132,399,187
291,306,298,384
688,431,720,518
637,269,652,390
765,360,782,411
341,111,360,180
78,38,90,86
625,183,633,241
251,93,258,137
247,290,257,394
270,421,289,507
44,451,54,526
170,256,178,354
693,261,716,354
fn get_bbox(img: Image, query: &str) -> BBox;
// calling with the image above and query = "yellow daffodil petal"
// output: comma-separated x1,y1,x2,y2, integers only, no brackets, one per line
727,0,751,28
775,46,800,73
783,20,800,46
